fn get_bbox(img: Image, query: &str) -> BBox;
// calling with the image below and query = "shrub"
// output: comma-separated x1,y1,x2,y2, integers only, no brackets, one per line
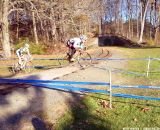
14,39,46,54
29,43,46,54
146,38,155,46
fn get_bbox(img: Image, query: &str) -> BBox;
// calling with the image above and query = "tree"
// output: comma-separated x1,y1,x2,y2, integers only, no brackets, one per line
138,0,150,43
1,0,11,57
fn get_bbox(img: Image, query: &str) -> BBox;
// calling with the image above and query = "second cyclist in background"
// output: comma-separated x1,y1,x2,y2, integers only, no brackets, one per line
66,35,87,62
16,41,32,69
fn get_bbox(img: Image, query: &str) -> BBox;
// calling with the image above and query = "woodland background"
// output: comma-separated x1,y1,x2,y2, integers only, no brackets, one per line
0,0,160,57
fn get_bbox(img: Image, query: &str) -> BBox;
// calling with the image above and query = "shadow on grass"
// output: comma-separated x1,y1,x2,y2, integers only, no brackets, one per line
58,91,160,129
57,91,112,130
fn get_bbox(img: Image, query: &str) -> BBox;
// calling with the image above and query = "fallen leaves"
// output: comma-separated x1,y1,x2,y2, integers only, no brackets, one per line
141,107,150,112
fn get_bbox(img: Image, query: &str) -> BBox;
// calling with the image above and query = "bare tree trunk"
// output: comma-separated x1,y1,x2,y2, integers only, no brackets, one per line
99,18,102,35
128,18,131,38
51,8,56,42
136,0,139,38
32,11,39,45
154,27,159,45
149,4,152,39
138,0,149,43
2,0,11,57
121,0,124,36
121,21,124,36
131,20,134,37
137,14,140,38
16,11,19,41
127,0,131,38
117,0,121,34
46,28,50,44
154,0,159,45
99,0,103,35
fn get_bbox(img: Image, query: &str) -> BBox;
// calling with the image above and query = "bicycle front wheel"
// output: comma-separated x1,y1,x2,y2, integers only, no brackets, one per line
24,61,35,73
77,51,92,68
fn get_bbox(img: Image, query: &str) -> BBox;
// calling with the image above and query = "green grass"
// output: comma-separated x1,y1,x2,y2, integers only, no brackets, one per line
121,47,160,79
55,94,160,130
0,54,68,77
55,47,160,130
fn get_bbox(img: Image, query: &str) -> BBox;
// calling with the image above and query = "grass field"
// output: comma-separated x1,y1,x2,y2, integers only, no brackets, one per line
55,47,160,130
121,47,160,79
0,54,67,77
55,94,160,130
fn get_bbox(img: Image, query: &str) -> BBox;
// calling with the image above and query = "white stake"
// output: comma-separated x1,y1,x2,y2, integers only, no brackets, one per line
146,56,151,77
109,70,112,109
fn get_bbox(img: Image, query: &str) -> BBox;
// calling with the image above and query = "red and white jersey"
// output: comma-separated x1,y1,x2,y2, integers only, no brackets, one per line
67,37,84,49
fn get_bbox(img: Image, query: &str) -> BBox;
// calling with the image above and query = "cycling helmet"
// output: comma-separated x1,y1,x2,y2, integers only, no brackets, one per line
24,43,29,48
80,35,87,41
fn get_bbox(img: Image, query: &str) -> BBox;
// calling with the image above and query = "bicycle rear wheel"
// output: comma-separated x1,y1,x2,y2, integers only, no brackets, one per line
58,54,70,67
11,62,21,74
77,51,92,68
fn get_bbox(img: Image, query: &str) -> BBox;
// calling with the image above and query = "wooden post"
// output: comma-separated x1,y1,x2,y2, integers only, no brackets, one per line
109,70,112,109
146,56,151,77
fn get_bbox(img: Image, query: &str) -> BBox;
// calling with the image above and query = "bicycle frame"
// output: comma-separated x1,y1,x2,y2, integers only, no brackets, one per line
12,55,33,73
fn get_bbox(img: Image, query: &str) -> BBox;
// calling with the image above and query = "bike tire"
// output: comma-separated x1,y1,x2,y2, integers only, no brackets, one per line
77,51,92,68
58,54,70,68
24,61,35,73
11,62,21,74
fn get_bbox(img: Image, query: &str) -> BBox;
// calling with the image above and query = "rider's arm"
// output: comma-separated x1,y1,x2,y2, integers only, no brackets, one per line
80,43,86,50
26,48,31,57
16,49,21,58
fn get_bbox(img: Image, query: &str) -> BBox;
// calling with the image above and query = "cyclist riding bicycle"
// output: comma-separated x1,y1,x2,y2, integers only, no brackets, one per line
66,35,87,62
16,42,32,69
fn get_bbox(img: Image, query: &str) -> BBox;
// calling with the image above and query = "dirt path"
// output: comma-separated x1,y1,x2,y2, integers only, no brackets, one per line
0,39,127,130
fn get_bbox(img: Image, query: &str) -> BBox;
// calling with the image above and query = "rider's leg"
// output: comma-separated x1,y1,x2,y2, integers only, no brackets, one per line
70,49,76,62
18,57,23,69
68,48,76,62
21,56,28,69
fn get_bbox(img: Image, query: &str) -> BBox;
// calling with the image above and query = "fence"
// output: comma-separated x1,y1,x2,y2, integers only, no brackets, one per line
0,56,160,109
0,71,160,110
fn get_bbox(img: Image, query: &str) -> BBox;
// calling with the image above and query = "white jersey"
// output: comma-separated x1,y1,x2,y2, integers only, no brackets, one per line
16,47,30,57
68,37,84,49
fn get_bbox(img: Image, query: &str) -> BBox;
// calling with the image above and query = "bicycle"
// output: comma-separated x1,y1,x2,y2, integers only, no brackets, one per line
11,55,34,74
59,49,92,68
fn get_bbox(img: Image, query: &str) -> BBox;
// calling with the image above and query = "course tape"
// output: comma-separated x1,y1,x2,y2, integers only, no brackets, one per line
0,78,110,86
1,57,160,61
25,83,160,101
26,83,160,101
32,57,160,61
0,78,160,89
1,78,160,101
92,66,146,76
112,85,160,89
1,80,160,101
29,83,110,94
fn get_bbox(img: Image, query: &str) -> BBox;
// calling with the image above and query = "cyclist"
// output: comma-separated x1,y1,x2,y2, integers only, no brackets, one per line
66,35,87,62
16,42,32,69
